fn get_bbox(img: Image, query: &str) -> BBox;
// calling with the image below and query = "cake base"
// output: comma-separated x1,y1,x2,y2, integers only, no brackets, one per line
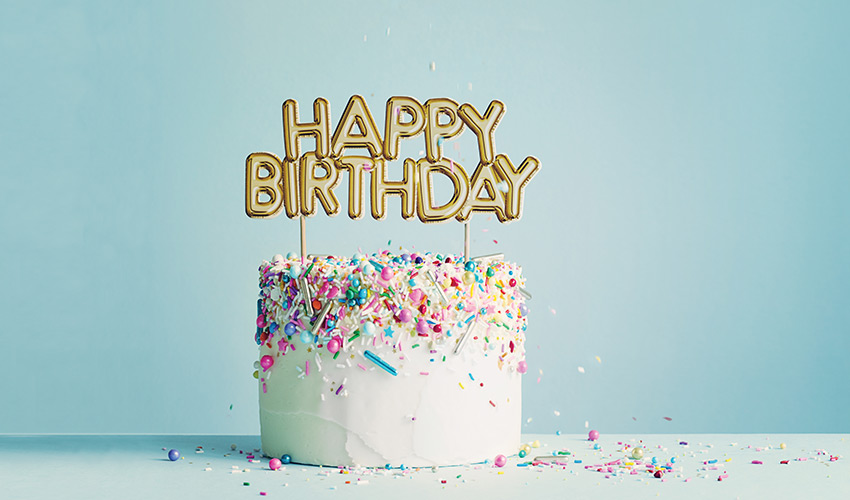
259,342,521,467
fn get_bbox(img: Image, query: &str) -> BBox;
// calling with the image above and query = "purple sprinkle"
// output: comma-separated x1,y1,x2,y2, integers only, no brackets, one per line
336,384,344,395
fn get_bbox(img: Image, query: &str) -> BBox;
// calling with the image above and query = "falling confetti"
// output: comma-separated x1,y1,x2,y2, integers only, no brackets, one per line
595,356,602,363
493,239,499,244
229,404,233,410
386,27,390,36
363,34,367,42
663,417,673,421
468,82,473,91
549,307,556,315
430,61,436,71
553,410,561,416
577,366,585,374
584,420,589,428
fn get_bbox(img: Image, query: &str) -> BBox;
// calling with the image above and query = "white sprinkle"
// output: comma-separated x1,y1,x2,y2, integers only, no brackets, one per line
577,366,585,374
386,27,390,36
585,420,589,428
363,34,367,42
554,410,561,416
467,82,473,91
430,61,436,71
320,393,325,401
526,417,532,423
204,467,212,471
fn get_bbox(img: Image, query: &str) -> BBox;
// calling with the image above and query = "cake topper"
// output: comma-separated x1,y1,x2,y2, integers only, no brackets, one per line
246,95,540,260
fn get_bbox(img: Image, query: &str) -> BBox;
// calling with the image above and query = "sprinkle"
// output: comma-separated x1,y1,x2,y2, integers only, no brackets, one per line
577,366,585,374
420,371,429,375
357,363,367,371
364,350,397,376
489,400,496,407
458,382,465,389
336,384,344,395
468,373,475,381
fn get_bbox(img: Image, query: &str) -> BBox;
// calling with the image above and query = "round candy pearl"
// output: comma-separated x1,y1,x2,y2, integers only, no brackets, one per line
485,267,495,277
520,444,532,455
272,254,284,263
380,267,394,281
300,330,313,344
361,263,374,275
631,447,644,459
462,271,475,285
269,458,282,470
289,264,301,279
532,440,540,448
415,257,424,264
415,319,428,335
281,454,291,464
363,321,376,336
464,261,475,271
494,454,507,467
509,278,517,287
284,322,296,336
286,252,297,260
398,309,412,323
517,360,528,374
260,355,274,370
168,449,180,461
519,303,529,316
588,429,599,441
780,443,787,450
653,470,663,479
351,278,360,288
518,449,527,458
409,289,423,303
327,338,340,354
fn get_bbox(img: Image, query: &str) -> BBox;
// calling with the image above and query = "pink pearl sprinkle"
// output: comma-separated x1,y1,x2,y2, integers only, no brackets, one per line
517,360,528,374
269,458,281,470
260,355,274,371
494,454,507,467
380,267,394,281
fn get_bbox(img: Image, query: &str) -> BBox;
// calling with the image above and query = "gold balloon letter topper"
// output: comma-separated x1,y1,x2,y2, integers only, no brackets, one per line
245,95,540,224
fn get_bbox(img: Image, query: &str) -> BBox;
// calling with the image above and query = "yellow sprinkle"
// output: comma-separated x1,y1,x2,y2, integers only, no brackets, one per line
497,471,504,475
595,356,602,363
725,458,732,462
459,382,465,389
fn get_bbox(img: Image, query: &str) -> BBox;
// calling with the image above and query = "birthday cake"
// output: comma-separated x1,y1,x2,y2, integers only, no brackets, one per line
254,251,529,467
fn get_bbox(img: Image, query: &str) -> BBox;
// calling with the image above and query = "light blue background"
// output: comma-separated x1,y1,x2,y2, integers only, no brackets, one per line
1,0,848,435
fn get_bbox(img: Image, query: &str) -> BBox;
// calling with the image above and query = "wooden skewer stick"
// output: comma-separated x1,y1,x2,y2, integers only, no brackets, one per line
463,221,470,261
300,215,307,266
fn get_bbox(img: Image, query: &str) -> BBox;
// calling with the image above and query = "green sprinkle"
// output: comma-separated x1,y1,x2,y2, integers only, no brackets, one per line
442,355,446,362
333,350,340,360
243,482,250,486
484,337,489,343
305,262,315,275
558,451,571,455
349,331,361,342
411,344,419,349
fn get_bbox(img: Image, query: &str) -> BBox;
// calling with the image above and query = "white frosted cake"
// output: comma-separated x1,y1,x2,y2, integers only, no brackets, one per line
254,251,529,467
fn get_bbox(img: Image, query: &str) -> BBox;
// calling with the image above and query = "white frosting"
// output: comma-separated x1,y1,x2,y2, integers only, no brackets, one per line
258,324,521,466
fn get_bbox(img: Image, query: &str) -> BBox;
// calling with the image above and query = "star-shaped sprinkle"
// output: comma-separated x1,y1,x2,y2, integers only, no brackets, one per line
384,327,394,338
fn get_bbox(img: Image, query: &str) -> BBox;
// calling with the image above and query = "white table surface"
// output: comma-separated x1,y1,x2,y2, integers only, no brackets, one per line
1,433,847,499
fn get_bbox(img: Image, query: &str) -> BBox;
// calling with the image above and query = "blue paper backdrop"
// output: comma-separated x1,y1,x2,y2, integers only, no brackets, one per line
1,0,848,434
